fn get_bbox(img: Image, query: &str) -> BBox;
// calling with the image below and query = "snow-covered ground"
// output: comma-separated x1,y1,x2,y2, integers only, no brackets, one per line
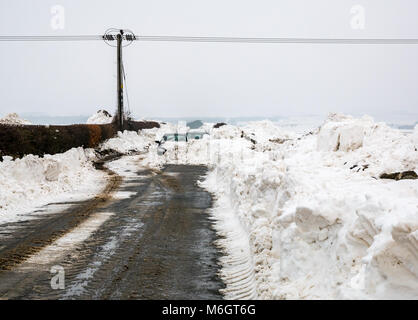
0,112,416,299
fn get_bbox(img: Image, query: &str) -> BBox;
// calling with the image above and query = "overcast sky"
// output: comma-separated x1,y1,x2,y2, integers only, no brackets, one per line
0,0,418,119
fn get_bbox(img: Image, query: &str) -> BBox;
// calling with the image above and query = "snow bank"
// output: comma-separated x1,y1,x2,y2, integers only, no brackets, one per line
100,131,151,154
100,123,177,155
0,148,106,224
136,114,417,299
242,120,295,144
207,150,417,299
86,110,113,124
197,114,418,299
0,113,31,125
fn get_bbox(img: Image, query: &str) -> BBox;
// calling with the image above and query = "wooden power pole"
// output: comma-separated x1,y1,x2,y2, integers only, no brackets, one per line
117,30,124,130
103,29,136,130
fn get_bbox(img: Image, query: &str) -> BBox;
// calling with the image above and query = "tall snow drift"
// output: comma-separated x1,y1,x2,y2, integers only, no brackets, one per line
137,113,418,299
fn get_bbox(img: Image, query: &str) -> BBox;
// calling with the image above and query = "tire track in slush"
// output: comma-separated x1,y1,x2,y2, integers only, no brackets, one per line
0,160,225,299
61,164,225,300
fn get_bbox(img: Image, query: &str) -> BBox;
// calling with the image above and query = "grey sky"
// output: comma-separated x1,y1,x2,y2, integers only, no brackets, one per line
0,0,417,119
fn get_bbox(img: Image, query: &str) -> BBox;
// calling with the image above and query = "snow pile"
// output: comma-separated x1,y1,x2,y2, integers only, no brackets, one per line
210,124,242,140
86,110,113,124
242,120,295,145
317,114,373,152
100,123,176,155
141,127,256,169
207,151,417,299
190,114,417,299
0,113,31,125
100,131,151,154
0,148,106,224
317,113,418,177
141,120,289,168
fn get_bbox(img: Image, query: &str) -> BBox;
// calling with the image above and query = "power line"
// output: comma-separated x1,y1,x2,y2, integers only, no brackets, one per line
0,35,102,41
134,35,418,44
1,34,418,44
122,61,131,118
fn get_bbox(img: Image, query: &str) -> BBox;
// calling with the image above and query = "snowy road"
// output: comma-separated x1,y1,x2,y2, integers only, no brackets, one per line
0,162,224,299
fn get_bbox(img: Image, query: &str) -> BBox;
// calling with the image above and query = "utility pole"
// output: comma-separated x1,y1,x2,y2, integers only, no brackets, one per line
117,30,124,130
103,29,136,131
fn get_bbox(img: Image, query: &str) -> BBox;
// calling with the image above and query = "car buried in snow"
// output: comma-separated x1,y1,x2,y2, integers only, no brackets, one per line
155,131,209,156
186,131,209,140
156,133,188,156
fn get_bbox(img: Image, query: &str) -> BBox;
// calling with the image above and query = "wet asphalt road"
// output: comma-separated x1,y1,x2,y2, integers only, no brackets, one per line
0,163,224,299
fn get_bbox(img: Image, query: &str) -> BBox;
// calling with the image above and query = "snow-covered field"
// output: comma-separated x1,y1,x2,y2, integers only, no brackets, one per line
0,112,417,299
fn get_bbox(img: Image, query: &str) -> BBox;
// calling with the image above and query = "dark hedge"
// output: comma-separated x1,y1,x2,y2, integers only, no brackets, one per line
0,123,117,159
0,120,161,159
125,120,160,131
